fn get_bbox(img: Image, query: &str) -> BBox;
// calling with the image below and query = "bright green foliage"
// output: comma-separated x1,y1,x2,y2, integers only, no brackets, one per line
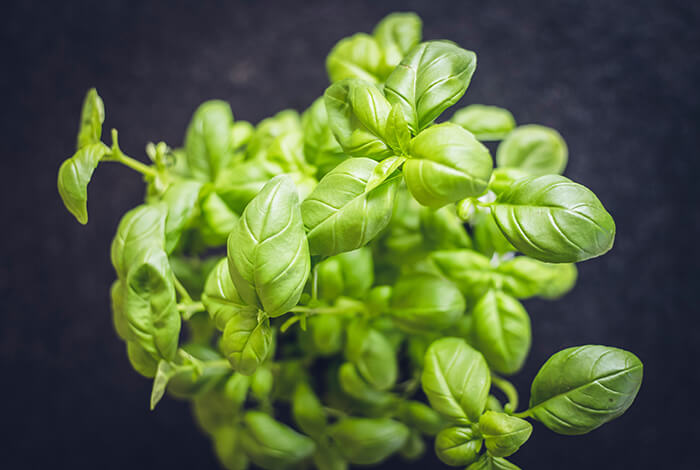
56,11,641,470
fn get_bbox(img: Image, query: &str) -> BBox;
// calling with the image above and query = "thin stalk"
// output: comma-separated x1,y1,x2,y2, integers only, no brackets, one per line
491,374,519,413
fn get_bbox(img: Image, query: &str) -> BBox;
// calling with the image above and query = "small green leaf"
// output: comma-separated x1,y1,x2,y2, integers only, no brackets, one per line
300,314,344,356
199,191,239,246
434,426,482,466
421,337,491,423
338,362,396,407
496,124,567,176
399,430,426,461
292,382,327,437
185,100,235,181
466,454,522,470
212,426,249,470
396,400,446,436
471,289,531,375
527,345,643,435
385,41,477,133
327,33,384,84
373,12,422,74
366,155,406,193
202,258,255,331
110,203,167,279
419,205,472,250
57,142,109,224
479,411,532,457
150,360,175,410
302,97,348,177
76,88,105,149
389,273,465,333
385,104,411,154
491,175,616,263
451,105,516,141
227,175,310,317
404,123,493,208
496,256,577,300
126,341,159,378
240,411,316,470
324,79,394,159
345,321,398,391
329,418,409,465
313,441,348,470
159,180,203,252
221,312,272,375
302,158,399,256
250,366,274,402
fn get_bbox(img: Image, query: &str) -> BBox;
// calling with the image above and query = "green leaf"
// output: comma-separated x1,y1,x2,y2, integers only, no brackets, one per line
126,341,159,378
124,247,180,362
302,97,348,177
312,441,348,470
150,360,175,410
160,180,203,252
479,411,532,457
213,426,249,470
451,105,516,141
421,337,490,423
292,382,327,437
496,256,577,300
57,142,109,224
389,273,465,333
373,12,422,73
167,346,230,399
110,203,167,279
326,33,384,84
527,345,643,435
466,454,522,470
384,104,411,155
471,289,531,375
434,426,482,466
185,100,234,181
329,418,409,465
345,320,398,391
202,258,255,331
250,365,274,402
300,314,344,356
76,88,105,149
231,120,254,150
491,175,616,263
215,161,276,214
399,430,426,461
227,175,310,317
240,411,316,470
338,362,396,407
472,209,516,257
324,79,394,159
302,158,399,256
419,205,472,250
199,192,239,246
246,109,302,160
496,124,567,176
396,400,446,436
110,280,130,341
487,168,530,195
221,311,272,375
404,123,493,208
385,41,477,133
317,247,375,301
365,155,406,193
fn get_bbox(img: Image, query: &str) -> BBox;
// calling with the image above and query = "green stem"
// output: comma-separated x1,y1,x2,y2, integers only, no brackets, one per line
106,128,157,178
177,301,205,320
173,275,194,303
311,264,319,302
289,306,350,315
491,374,519,413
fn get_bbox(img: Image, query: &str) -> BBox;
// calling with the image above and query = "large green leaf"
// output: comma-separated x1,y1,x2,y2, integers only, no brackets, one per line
527,345,643,435
110,204,167,279
421,337,490,423
227,175,310,317
491,175,616,263
384,41,477,133
471,289,531,375
302,158,399,256
434,426,482,466
478,411,532,457
404,123,492,207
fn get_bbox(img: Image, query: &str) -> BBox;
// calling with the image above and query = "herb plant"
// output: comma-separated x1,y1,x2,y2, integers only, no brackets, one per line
57,12,642,470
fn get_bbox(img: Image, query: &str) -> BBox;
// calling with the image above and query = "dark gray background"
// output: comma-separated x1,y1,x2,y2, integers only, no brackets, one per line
2,0,698,468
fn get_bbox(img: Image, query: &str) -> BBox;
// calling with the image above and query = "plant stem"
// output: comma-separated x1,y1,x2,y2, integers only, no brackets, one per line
491,374,519,413
106,128,157,178
177,301,205,320
173,276,194,303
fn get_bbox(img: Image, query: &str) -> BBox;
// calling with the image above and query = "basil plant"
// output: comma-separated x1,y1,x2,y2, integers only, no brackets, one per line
57,12,641,470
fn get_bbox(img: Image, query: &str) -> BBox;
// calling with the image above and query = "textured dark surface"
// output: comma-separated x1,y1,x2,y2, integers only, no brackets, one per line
2,0,698,468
